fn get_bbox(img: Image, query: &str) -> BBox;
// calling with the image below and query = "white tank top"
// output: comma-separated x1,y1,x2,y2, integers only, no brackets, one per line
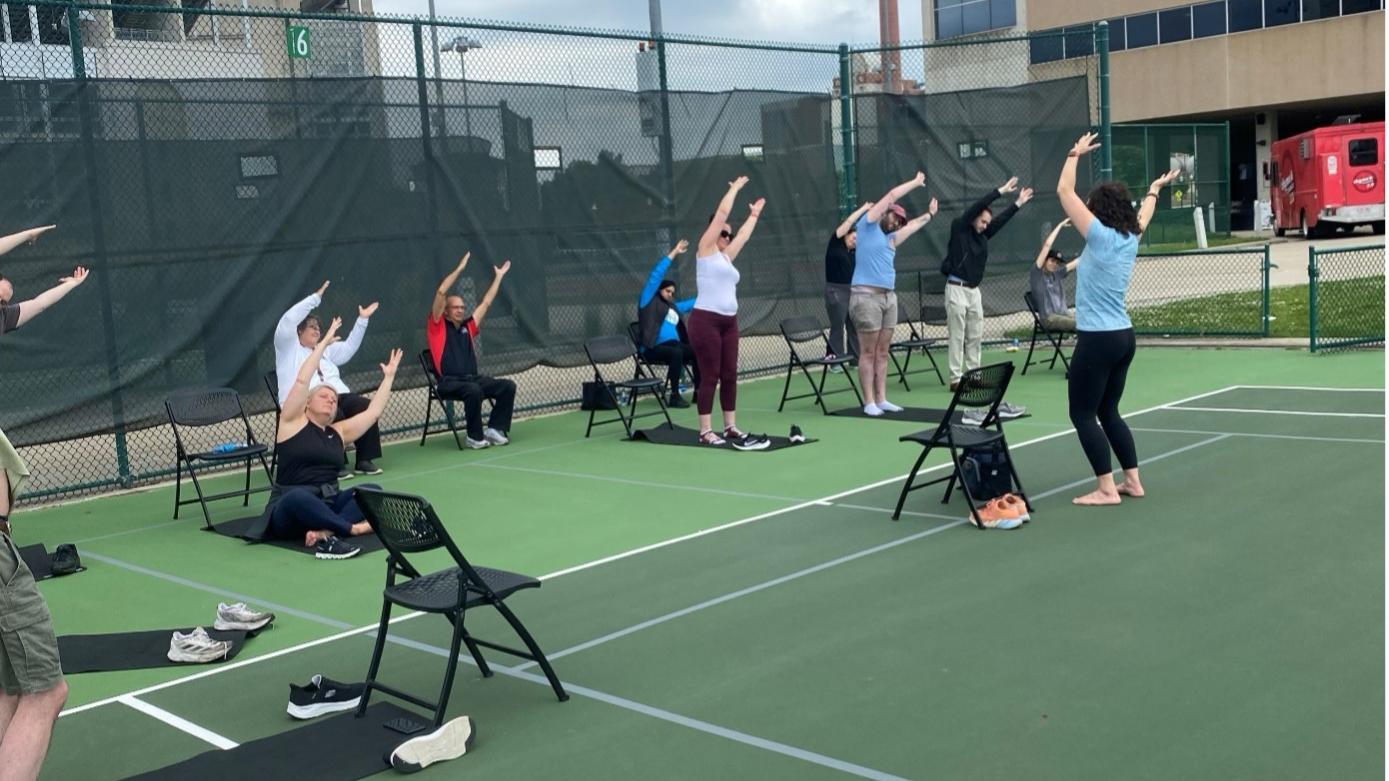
693,251,740,316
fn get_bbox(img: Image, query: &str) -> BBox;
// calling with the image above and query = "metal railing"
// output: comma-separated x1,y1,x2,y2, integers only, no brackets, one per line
1309,244,1385,352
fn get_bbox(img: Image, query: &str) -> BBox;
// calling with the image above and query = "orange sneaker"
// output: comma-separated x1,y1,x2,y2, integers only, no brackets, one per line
998,493,1031,522
969,498,1023,530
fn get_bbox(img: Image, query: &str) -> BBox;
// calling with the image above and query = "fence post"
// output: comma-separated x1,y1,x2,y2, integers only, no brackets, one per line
1307,246,1319,352
837,43,855,214
66,1,85,79
655,33,676,237
1261,243,1271,337
412,22,442,269
1096,21,1111,180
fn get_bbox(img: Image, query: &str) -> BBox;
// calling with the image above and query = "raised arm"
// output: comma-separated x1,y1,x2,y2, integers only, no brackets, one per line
835,202,873,237
275,281,327,353
471,260,511,327
0,225,56,258
724,199,764,262
639,240,687,307
890,197,939,246
431,254,470,320
1058,132,1101,237
325,301,376,366
866,172,925,224
1035,218,1071,268
333,349,403,445
984,187,1030,238
280,317,341,429
699,177,748,255
1139,169,1181,234
14,266,88,328
960,178,1014,228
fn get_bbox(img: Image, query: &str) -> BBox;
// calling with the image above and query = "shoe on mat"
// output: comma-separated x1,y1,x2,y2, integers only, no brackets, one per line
698,430,726,446
961,409,988,426
878,400,904,413
996,401,1026,420
354,460,384,476
390,716,476,774
287,674,365,720
969,500,1023,530
788,425,805,444
483,427,510,446
168,627,234,664
464,436,490,450
667,395,690,408
337,468,354,481
214,602,275,632
729,433,771,452
314,536,361,560
999,493,1031,522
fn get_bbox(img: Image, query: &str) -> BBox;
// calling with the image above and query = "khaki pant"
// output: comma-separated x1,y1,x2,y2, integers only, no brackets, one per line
946,283,983,383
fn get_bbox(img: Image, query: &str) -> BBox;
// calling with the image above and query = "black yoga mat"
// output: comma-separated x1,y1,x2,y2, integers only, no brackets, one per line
830,406,1030,424
631,425,817,452
123,703,423,781
207,516,384,557
58,626,258,673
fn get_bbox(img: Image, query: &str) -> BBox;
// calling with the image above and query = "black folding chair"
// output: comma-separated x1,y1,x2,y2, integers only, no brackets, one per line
891,362,1032,530
584,335,672,438
263,370,281,478
776,316,862,415
627,321,693,388
1022,291,1073,377
166,388,273,529
888,301,946,391
352,487,568,728
417,349,464,450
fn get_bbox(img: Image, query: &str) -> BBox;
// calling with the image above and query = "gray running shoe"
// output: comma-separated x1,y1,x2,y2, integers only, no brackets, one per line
996,401,1027,420
961,409,988,426
214,602,274,632
168,627,233,664
390,715,477,774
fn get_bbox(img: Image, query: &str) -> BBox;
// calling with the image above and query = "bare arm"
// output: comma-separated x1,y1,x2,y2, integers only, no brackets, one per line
699,177,748,255
1138,169,1181,233
431,254,470,320
471,261,511,327
865,172,925,224
334,349,403,445
0,225,55,258
279,317,341,432
14,266,88,328
1065,259,1080,273
889,198,939,246
1035,218,1071,268
724,199,764,262
835,202,873,237
1057,133,1101,237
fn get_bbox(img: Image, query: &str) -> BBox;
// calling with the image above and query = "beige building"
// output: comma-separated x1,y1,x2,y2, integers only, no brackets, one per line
919,0,1385,227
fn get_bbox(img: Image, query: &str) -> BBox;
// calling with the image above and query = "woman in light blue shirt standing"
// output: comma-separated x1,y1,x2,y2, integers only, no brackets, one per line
1057,132,1179,506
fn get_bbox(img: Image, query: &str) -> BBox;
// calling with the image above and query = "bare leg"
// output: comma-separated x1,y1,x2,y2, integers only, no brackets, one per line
856,329,880,406
1073,473,1122,506
0,470,10,519
1116,468,1145,497
0,681,68,781
697,413,713,434
0,692,19,742
873,329,893,403
722,411,736,433
304,529,337,547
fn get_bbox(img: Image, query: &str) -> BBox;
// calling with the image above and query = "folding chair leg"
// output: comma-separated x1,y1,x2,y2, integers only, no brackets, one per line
891,350,912,392
844,365,863,406
494,602,568,702
357,600,394,717
420,396,433,447
924,348,946,385
186,465,214,530
1023,327,1041,375
460,631,492,678
651,386,674,431
777,360,794,412
431,610,467,728
172,459,183,519
892,445,933,521
443,401,464,450
241,458,252,507
1000,435,1032,513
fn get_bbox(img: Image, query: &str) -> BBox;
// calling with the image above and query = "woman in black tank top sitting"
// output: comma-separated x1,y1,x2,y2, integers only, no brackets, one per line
250,317,402,559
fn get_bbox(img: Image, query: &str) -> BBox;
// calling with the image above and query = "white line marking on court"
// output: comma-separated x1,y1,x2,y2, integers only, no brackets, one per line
832,502,959,522
470,462,811,503
1027,435,1231,502
1166,406,1384,418
1131,426,1385,444
118,695,239,750
1232,385,1385,393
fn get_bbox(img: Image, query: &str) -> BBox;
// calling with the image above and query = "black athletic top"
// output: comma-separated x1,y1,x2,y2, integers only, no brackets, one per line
275,423,346,488
824,232,854,285
940,189,1020,286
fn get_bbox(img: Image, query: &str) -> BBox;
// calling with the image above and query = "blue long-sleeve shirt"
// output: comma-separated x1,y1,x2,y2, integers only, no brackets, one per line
638,255,695,347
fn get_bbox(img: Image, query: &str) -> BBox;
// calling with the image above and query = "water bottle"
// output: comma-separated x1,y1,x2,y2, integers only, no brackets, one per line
212,442,245,454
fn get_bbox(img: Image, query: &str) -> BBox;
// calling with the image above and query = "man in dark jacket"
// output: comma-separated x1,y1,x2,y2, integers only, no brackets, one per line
940,176,1032,391
638,239,698,408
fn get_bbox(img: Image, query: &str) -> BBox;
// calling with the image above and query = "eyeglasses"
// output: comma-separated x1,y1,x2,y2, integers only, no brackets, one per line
719,230,733,240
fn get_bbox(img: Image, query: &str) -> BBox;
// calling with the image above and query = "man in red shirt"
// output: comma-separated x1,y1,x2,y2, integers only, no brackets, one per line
426,254,515,449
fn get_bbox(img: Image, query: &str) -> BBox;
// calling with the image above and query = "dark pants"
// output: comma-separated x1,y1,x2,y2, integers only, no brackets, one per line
824,283,859,359
437,375,516,440
645,341,699,398
267,484,380,540
1068,329,1138,476
687,309,739,416
333,392,380,465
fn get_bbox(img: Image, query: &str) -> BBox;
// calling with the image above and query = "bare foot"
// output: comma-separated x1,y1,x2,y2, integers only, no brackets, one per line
1117,482,1145,498
349,521,372,537
1072,489,1122,506
304,530,333,547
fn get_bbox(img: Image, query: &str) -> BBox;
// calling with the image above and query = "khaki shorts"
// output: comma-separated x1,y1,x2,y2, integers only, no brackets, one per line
0,533,62,695
848,289,898,333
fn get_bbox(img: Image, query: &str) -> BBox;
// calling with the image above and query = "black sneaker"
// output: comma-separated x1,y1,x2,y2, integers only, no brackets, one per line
314,537,360,560
50,543,83,576
788,425,805,444
337,468,354,481
667,395,690,409
390,715,476,773
287,674,365,719
354,460,384,476
730,433,771,452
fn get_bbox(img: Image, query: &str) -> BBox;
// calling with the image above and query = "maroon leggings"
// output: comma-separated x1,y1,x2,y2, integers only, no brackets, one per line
687,309,739,416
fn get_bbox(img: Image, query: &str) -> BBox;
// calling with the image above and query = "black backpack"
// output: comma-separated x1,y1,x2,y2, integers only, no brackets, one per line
959,442,1014,500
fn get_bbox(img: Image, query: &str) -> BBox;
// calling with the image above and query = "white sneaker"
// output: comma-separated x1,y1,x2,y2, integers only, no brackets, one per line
878,400,904,413
464,437,490,450
168,627,233,663
214,602,274,632
961,410,988,426
390,715,477,773
863,403,883,417
483,427,509,446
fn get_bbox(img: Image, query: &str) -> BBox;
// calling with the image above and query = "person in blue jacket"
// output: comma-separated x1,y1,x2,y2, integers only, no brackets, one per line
637,239,699,408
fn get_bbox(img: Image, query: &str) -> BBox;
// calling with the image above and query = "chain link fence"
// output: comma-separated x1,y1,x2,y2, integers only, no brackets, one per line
1309,244,1385,352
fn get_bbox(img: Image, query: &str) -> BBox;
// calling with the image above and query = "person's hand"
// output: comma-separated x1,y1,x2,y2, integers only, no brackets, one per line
494,260,511,277
1150,168,1181,192
315,279,330,297
26,225,56,244
456,253,470,273
670,239,689,257
358,301,379,318
61,266,89,286
321,316,343,345
1016,187,1034,207
860,201,873,210
912,171,926,187
729,176,749,191
1059,217,1072,228
1070,132,1101,157
928,197,939,216
998,176,1020,194
380,348,403,378
748,198,766,217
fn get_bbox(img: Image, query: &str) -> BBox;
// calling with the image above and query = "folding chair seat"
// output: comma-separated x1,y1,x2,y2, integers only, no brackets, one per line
1022,291,1073,376
417,349,464,450
627,321,694,387
891,362,1032,530
166,387,273,529
888,301,946,391
584,335,672,438
776,316,862,415
353,487,568,728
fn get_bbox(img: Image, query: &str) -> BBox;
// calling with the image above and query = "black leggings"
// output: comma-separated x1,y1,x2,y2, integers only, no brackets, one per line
1068,329,1138,476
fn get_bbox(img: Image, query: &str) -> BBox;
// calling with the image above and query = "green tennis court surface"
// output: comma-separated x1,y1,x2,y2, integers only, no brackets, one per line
25,347,1384,780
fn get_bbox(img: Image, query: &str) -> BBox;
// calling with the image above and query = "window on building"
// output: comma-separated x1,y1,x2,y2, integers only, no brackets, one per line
1159,7,1192,42
1125,12,1158,47
1342,0,1383,12
1228,0,1263,31
6,4,33,42
934,0,1016,39
935,3,962,38
1193,1,1227,36
1105,18,1126,50
1264,0,1299,25
1029,30,1064,64
990,0,1016,29
1063,25,1093,57
1301,0,1340,19
1349,138,1378,167
35,4,69,45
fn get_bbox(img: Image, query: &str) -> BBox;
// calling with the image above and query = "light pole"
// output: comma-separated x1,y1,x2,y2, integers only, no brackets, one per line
441,34,482,140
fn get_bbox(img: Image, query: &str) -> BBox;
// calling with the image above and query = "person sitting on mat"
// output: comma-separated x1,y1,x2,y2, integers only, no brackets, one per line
427,253,516,450
274,280,383,477
247,317,402,559
849,172,938,417
1031,218,1079,332
637,238,699,409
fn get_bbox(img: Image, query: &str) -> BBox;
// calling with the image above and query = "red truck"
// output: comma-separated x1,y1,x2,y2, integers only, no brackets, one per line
1270,121,1384,238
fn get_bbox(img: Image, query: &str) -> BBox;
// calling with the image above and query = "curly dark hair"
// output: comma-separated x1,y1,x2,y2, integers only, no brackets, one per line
1086,182,1142,236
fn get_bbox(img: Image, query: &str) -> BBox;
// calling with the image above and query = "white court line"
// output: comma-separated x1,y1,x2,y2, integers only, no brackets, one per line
1167,406,1383,418
1232,385,1385,393
1131,426,1385,445
470,462,810,504
59,383,1241,720
1026,435,1231,502
118,695,239,750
